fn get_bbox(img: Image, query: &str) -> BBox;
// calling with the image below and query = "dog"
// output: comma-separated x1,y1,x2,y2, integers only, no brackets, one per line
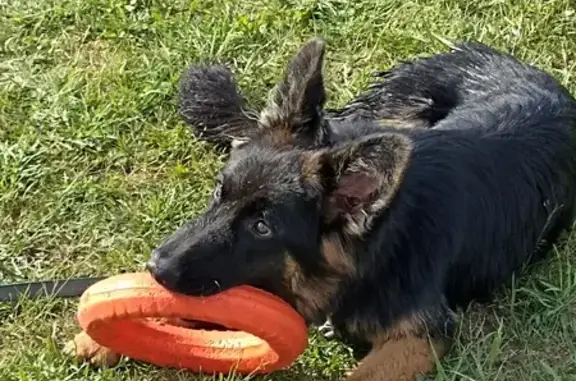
67,38,576,381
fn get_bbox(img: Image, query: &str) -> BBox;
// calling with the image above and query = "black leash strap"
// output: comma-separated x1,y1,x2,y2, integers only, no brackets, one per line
0,277,107,302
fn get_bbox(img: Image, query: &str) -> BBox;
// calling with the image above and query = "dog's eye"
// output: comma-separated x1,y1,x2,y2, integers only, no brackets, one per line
253,220,271,237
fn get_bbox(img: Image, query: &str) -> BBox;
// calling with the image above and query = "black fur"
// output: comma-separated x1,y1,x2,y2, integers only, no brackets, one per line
149,39,576,377
179,64,259,148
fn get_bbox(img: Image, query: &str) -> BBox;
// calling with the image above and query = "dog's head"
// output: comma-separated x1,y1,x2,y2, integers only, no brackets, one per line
147,38,412,321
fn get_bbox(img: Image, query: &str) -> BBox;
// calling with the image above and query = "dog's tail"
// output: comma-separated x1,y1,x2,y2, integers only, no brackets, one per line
178,65,259,150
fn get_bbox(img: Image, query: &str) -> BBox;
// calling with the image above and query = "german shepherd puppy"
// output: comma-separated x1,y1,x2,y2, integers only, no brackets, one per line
68,39,576,380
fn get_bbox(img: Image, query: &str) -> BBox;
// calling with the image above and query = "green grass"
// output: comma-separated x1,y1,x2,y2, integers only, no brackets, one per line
1,0,576,380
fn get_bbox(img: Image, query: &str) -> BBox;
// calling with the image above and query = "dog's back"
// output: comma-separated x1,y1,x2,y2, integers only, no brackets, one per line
327,42,575,130
328,44,576,339
390,104,576,307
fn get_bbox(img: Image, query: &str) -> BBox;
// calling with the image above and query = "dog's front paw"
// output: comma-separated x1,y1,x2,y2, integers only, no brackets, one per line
317,317,336,339
63,331,120,367
344,361,362,378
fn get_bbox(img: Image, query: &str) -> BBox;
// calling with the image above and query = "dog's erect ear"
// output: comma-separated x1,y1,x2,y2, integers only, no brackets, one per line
260,37,328,147
179,65,259,151
303,133,412,234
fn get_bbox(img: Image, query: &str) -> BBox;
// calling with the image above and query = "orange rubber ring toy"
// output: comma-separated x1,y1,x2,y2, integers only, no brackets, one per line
76,272,308,374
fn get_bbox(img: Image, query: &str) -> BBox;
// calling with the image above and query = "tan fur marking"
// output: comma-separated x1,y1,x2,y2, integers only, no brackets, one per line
346,335,446,381
64,319,203,368
300,151,323,192
322,233,355,275
260,126,295,148
273,126,295,145
64,331,120,367
283,255,301,288
282,255,335,321
282,255,323,320
346,313,447,381
281,234,354,321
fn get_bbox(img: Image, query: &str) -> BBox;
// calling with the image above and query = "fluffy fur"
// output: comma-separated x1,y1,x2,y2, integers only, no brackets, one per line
147,39,576,380
70,39,576,380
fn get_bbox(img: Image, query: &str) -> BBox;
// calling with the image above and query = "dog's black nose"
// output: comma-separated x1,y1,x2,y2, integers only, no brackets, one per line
146,249,182,291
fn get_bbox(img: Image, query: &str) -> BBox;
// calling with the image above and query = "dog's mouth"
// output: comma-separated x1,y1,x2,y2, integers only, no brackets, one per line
148,268,225,297
180,281,224,297
146,263,288,304
181,280,275,298
168,281,224,297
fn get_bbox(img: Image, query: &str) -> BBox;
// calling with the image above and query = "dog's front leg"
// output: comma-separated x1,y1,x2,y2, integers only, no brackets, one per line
63,318,197,367
344,306,453,381
344,335,446,381
64,331,121,367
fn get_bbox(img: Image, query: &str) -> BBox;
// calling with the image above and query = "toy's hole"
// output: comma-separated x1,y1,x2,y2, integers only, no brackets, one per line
98,319,274,356
181,319,234,331
144,318,237,332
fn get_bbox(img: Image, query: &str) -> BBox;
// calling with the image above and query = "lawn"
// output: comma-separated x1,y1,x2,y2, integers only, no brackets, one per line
1,0,575,380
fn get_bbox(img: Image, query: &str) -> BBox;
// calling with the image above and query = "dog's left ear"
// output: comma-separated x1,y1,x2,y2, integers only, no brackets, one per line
260,37,328,147
179,65,259,151
302,133,412,233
